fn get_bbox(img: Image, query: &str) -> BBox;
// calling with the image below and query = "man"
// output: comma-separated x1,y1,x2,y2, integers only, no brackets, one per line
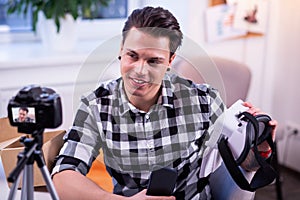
14,107,33,123
52,6,277,199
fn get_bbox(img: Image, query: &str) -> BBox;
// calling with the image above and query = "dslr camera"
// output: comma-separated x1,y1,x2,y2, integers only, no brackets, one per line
7,85,62,134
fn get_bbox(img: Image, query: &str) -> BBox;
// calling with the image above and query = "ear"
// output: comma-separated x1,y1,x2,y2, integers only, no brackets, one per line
168,53,176,66
119,43,123,58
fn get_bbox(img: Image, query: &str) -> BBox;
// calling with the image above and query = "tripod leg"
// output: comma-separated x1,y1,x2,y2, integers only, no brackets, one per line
21,164,34,200
8,171,22,200
21,167,27,200
35,151,59,200
39,165,59,200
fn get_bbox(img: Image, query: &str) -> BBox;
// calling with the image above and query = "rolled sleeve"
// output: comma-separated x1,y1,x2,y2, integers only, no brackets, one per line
51,155,89,176
52,94,103,176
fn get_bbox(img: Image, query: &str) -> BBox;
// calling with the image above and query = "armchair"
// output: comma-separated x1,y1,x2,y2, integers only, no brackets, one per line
172,56,251,107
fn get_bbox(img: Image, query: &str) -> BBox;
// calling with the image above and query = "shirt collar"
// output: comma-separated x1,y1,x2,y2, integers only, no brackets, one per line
116,74,175,116
158,74,174,108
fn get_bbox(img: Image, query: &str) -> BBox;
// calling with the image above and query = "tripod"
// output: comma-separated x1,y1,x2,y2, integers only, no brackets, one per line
7,128,59,200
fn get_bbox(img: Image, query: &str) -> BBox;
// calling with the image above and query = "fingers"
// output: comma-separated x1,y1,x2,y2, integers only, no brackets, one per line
269,119,278,141
242,101,253,108
269,119,277,127
248,107,262,116
242,102,278,152
257,120,277,151
139,189,175,200
257,140,271,152
243,101,263,116
243,101,277,117
145,195,176,200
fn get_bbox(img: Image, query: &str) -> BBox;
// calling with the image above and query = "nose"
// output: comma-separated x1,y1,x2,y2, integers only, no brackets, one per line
134,59,148,75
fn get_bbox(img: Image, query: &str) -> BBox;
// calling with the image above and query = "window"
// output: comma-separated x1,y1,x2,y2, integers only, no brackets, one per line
0,0,127,33
0,0,139,42
83,0,128,19
0,0,32,32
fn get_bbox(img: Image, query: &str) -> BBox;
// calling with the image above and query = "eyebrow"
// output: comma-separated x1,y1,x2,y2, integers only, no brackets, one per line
125,48,166,61
125,48,137,54
149,57,165,63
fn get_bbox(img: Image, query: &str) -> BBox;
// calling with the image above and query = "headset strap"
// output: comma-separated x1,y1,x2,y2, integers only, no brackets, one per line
218,112,277,191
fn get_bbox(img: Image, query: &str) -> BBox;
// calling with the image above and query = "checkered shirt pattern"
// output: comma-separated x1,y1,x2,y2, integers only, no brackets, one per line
52,73,225,199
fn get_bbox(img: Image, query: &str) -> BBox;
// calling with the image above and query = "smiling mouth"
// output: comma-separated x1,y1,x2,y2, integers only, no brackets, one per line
129,76,150,87
132,78,148,84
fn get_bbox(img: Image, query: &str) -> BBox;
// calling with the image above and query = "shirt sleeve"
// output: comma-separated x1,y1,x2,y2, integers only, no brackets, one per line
199,86,226,177
52,94,102,176
207,87,225,125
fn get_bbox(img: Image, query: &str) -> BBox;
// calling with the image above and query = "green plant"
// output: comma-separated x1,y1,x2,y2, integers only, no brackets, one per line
6,0,111,33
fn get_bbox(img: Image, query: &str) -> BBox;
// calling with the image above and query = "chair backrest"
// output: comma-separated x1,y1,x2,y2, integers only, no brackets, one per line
172,56,251,107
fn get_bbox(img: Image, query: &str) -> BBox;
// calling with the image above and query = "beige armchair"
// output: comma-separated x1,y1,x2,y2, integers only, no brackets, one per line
172,56,251,107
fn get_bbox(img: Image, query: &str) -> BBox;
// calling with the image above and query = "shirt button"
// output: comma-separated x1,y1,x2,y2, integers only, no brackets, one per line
145,114,150,120
147,142,153,149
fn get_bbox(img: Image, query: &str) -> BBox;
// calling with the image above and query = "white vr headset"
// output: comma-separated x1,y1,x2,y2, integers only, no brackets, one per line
206,100,277,192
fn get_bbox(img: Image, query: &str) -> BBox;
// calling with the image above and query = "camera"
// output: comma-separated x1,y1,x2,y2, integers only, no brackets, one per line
7,85,62,134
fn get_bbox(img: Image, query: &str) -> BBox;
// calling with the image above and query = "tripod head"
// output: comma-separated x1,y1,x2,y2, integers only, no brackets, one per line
7,128,45,183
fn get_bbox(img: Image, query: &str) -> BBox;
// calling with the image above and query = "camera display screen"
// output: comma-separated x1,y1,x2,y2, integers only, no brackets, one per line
11,107,36,124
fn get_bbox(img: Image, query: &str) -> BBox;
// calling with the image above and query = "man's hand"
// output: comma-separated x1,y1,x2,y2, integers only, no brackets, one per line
241,102,278,171
243,101,277,149
128,190,175,200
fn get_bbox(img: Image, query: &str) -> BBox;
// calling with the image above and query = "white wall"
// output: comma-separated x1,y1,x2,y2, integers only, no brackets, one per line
271,0,300,125
269,0,300,171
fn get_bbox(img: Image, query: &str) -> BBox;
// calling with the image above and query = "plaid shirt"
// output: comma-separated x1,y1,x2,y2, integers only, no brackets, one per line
52,74,225,199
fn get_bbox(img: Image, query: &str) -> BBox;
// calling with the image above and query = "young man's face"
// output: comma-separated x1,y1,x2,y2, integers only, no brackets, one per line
120,28,175,104
18,109,27,122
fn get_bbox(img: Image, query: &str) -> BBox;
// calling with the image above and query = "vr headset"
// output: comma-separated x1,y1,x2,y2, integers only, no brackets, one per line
206,100,277,192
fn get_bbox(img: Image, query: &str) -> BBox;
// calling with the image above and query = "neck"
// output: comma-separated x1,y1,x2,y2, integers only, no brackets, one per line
129,92,160,112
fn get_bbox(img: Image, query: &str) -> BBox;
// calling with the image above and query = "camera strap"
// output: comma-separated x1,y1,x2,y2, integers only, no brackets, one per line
218,112,277,192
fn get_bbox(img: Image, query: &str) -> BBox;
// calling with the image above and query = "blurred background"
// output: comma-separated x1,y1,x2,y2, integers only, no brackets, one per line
0,0,299,199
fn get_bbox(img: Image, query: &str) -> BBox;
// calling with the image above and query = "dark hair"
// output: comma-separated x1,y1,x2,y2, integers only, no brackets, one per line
122,6,183,57
19,107,29,113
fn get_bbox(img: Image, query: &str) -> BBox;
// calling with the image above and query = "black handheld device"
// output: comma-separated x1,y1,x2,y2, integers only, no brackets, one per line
146,167,177,196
